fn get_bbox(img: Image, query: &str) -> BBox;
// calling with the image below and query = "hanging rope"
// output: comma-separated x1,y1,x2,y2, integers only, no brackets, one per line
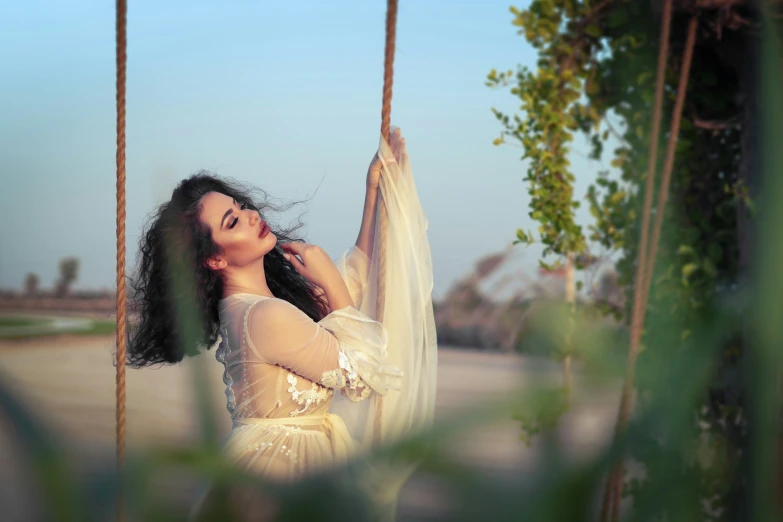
379,0,398,144
599,7,700,522
115,0,128,520
598,0,672,516
643,15,699,309
373,0,398,449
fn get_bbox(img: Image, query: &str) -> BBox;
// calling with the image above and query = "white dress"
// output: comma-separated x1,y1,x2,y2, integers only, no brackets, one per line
215,248,401,479
193,129,437,520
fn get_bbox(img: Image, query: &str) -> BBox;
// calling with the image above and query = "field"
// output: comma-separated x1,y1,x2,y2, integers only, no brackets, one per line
0,331,621,520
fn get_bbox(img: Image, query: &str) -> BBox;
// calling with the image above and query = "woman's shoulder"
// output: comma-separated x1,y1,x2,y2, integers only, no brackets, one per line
246,296,309,329
221,294,294,320
242,296,318,352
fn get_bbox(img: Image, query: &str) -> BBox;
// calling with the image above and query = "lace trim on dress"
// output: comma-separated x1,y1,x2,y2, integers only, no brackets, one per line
286,373,331,417
318,350,372,402
214,328,237,415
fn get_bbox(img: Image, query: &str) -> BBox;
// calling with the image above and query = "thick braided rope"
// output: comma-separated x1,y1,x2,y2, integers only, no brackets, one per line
607,19,699,521
642,15,699,317
599,0,672,518
373,0,398,449
115,1,128,519
380,0,398,143
598,3,699,520
376,0,399,319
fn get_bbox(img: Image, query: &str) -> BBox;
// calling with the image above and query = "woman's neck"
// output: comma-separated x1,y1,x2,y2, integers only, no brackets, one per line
221,259,274,299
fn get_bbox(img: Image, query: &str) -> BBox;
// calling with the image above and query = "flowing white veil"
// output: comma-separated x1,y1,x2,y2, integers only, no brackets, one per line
330,127,438,515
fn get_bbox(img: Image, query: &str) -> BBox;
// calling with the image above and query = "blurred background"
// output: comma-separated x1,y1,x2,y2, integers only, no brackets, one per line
1,0,782,520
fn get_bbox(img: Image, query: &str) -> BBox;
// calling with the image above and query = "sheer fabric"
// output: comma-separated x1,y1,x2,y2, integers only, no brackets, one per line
212,288,403,480
192,129,437,520
330,128,439,512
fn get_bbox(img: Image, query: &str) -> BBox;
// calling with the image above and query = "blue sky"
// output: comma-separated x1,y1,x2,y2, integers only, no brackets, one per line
0,0,613,299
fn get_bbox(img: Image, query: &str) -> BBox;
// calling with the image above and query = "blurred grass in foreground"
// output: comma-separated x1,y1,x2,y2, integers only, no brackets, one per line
2,14,782,522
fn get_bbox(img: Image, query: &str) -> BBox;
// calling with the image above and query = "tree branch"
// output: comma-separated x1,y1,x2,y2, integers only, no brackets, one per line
692,114,742,130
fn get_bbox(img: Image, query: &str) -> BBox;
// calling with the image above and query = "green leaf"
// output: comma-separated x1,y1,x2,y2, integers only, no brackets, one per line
607,7,629,28
677,245,696,257
682,262,699,280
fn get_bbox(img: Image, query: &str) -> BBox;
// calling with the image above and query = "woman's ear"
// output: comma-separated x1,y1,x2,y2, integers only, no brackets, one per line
206,256,227,271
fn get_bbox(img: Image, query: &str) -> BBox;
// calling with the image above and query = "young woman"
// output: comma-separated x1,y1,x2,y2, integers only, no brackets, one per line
128,128,437,520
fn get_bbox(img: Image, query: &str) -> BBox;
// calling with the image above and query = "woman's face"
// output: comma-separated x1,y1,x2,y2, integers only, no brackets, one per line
199,191,277,271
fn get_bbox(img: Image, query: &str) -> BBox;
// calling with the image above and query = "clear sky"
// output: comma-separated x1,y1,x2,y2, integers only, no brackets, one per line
0,0,613,300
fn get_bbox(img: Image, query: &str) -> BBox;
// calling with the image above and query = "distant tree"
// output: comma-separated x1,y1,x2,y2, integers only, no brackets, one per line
593,267,625,312
23,273,40,296
55,257,79,298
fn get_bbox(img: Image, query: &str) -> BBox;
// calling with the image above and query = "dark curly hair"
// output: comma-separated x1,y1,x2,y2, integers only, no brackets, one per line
127,171,330,367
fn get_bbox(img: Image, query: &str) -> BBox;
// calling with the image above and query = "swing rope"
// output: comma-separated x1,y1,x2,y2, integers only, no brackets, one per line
380,0,398,144
115,0,128,520
113,0,399,490
373,0,398,449
599,4,699,520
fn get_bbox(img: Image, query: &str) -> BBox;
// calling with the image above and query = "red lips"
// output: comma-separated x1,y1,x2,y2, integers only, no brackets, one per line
259,221,270,238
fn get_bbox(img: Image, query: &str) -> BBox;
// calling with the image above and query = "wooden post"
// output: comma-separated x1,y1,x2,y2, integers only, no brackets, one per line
563,253,575,400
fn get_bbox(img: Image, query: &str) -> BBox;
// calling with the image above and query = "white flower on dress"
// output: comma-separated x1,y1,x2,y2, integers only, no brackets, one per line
318,350,372,402
286,373,331,416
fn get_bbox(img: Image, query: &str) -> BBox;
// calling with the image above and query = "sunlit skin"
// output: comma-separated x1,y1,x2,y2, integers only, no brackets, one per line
199,128,405,305
201,193,278,298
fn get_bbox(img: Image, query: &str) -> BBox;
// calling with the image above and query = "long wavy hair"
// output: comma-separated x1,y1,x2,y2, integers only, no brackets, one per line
127,171,330,367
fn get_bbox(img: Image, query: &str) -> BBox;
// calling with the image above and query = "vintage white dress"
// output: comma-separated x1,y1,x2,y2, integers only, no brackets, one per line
214,248,401,481
194,129,437,519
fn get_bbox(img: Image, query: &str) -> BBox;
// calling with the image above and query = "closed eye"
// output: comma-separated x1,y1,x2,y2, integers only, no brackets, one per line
228,199,247,229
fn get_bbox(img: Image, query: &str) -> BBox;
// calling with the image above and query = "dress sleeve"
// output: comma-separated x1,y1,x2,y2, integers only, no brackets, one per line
246,298,402,402
334,245,371,310
327,127,438,484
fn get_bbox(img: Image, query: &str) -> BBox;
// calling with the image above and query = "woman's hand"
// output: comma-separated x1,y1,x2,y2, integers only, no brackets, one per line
280,242,354,310
280,242,340,289
367,127,406,190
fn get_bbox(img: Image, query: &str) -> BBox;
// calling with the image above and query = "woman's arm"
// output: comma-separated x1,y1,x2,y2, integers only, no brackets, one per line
321,273,354,312
354,184,379,259
357,128,404,259
247,297,398,402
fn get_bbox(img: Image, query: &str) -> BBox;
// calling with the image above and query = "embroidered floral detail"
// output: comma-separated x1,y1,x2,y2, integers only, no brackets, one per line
317,350,371,402
340,351,361,387
342,384,372,402
319,368,343,388
286,373,331,416
214,328,237,414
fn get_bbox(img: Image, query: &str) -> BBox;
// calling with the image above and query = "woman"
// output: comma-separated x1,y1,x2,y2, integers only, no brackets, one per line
129,128,437,520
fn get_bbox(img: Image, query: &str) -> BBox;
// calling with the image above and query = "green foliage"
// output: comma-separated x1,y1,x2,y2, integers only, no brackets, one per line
513,386,569,447
489,0,777,518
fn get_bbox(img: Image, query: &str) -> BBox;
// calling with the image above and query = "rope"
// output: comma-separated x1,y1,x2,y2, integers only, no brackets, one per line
609,20,698,520
115,0,128,520
643,15,699,310
380,0,398,144
373,0,398,449
599,6,700,521
599,0,671,517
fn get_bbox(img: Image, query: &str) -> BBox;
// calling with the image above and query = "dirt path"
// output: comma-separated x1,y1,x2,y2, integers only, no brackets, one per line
0,337,621,520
